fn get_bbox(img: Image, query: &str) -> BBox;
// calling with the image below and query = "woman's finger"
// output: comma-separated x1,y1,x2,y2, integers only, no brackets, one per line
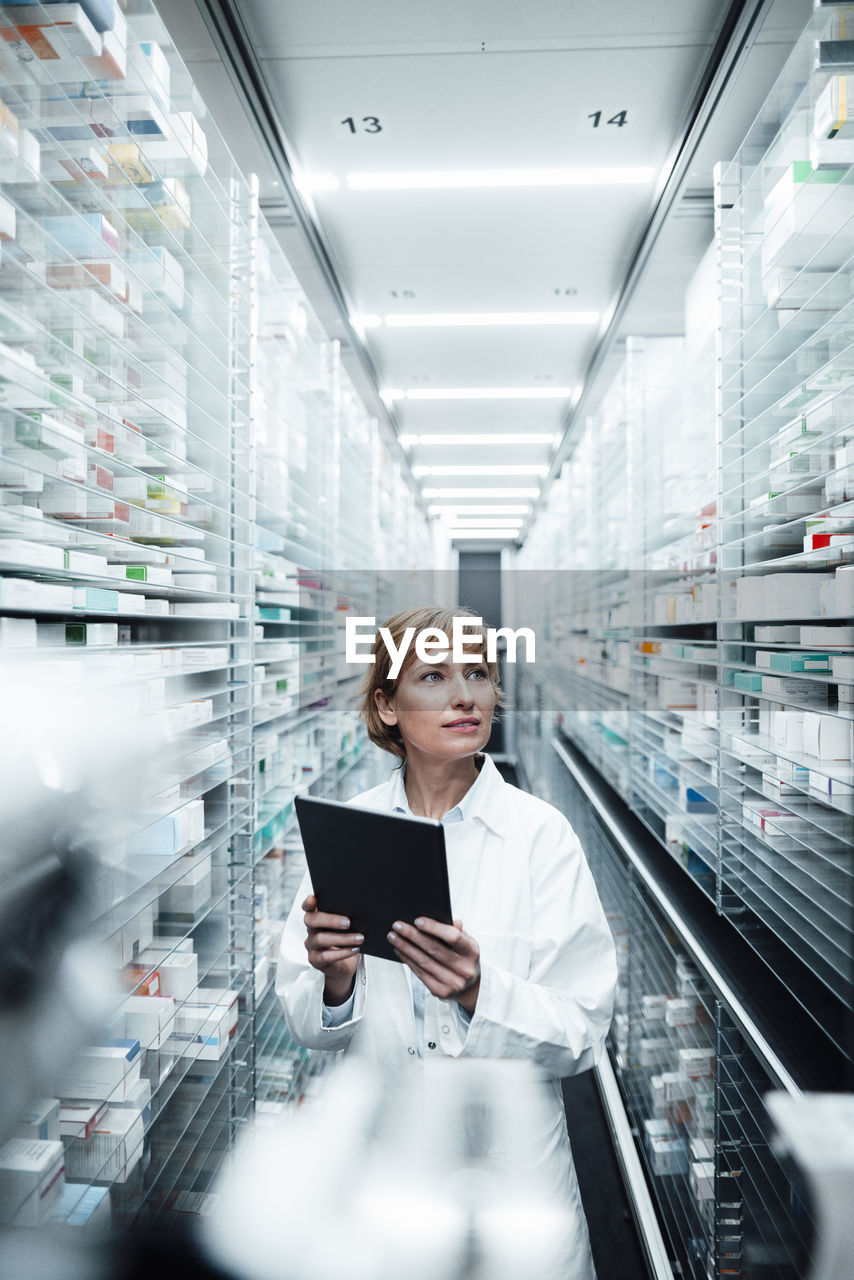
411,917,476,954
311,946,361,968
388,930,453,982
304,908,353,932
307,931,364,950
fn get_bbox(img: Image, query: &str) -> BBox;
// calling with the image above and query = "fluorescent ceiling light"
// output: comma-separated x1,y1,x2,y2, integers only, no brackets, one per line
449,529,520,538
401,433,555,447
297,172,340,194
380,388,405,404
400,387,573,401
385,311,598,328
449,520,523,529
351,313,382,329
423,488,540,498
414,465,547,477
429,504,530,515
346,167,654,191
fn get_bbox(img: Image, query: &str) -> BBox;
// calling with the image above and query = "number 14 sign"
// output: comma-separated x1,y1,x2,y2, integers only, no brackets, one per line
580,109,631,131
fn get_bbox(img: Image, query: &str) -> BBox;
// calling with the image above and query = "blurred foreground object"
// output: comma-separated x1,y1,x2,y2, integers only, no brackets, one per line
766,1093,854,1280
0,666,159,1254
0,668,145,1143
205,1056,578,1280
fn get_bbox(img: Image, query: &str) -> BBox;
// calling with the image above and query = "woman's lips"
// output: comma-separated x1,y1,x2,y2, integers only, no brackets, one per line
443,719,480,731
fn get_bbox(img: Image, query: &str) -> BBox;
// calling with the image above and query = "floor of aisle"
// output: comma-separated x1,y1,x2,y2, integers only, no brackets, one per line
495,763,649,1280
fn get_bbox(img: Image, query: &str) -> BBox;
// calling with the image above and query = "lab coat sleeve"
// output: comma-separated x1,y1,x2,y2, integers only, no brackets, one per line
275,869,367,1050
455,809,617,1076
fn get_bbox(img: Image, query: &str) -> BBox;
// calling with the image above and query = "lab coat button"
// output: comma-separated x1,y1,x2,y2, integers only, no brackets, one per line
441,1025,450,1034
407,1046,415,1055
428,1041,436,1050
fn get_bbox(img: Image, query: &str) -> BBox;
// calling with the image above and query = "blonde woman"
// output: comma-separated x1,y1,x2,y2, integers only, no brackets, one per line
276,606,617,1280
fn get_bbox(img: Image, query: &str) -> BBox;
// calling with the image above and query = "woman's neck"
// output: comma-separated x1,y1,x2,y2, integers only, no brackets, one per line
403,753,481,820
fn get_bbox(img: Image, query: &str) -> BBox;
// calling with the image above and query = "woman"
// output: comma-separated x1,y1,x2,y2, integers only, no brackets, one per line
276,606,617,1280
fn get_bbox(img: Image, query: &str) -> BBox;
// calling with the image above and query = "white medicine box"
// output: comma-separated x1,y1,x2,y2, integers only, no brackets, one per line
0,1138,65,1225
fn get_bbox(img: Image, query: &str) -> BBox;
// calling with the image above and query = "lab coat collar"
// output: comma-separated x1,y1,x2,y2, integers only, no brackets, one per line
389,753,509,835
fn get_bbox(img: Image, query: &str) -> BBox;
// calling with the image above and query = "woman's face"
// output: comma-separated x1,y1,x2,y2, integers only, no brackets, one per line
375,656,496,762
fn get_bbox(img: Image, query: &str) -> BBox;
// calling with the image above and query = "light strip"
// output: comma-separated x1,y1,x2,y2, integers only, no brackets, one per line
446,514,524,523
401,433,555,447
449,529,521,538
428,504,530,515
346,167,655,191
402,387,573,401
423,488,540,498
448,523,523,531
414,465,547,477
383,311,599,328
297,172,340,193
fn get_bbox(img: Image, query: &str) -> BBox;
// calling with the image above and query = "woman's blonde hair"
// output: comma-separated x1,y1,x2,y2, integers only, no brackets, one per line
358,604,503,760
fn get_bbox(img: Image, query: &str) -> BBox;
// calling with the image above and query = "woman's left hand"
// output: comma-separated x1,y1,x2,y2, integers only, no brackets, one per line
388,917,481,1015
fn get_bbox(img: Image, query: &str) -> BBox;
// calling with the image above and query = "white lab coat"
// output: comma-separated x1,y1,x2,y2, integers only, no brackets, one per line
276,755,617,1280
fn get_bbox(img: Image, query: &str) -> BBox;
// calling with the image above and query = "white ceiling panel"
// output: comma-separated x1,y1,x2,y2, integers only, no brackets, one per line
311,186,652,275
345,256,621,317
238,0,724,56
260,45,711,177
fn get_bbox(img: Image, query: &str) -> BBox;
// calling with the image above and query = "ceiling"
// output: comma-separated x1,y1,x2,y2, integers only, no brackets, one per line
160,0,811,547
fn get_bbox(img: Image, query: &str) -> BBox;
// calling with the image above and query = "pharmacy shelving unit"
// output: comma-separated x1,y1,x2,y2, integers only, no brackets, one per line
0,0,259,1232
545,735,830,1280
625,329,721,903
517,375,632,796
716,0,854,1061
0,0,434,1239
515,3,853,1271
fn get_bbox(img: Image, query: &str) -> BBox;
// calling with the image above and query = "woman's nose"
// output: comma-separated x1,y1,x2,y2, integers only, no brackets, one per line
450,677,474,705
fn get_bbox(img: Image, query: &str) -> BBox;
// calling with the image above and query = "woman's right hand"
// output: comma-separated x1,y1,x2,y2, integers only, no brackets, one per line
302,893,363,1006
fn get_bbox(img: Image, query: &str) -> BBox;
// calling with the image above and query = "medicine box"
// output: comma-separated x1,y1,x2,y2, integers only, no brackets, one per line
678,1047,715,1080
665,998,699,1028
803,713,853,761
767,651,832,673
649,1134,689,1177
12,1098,60,1143
690,1159,715,1203
59,1102,109,1141
136,948,198,1000
57,1040,142,1102
170,1002,231,1061
62,1108,144,1185
799,626,854,647
774,710,805,754
832,655,854,681
127,798,205,857
188,987,238,1038
641,994,667,1024
158,853,212,919
661,1070,692,1103
0,1138,65,1225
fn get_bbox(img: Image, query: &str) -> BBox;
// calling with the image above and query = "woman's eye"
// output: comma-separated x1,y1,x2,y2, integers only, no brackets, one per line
468,669,487,679
422,671,441,681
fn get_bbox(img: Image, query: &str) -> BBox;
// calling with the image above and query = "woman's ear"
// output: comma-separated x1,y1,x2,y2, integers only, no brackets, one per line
374,685,398,727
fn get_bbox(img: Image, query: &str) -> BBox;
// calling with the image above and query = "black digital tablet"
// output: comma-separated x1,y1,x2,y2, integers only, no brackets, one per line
294,794,453,963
